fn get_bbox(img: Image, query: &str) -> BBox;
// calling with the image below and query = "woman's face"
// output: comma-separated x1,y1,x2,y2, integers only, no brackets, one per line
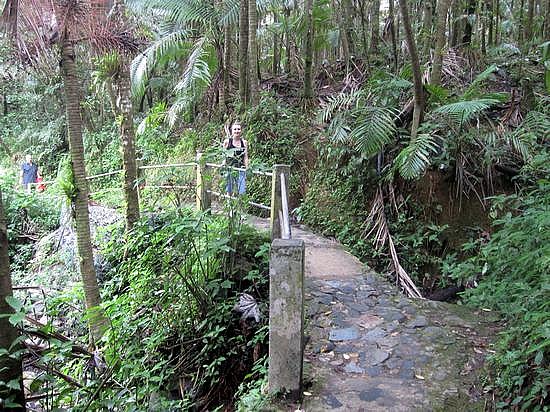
231,124,242,139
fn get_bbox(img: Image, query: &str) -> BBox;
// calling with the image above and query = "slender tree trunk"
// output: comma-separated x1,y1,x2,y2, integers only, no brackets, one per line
272,11,280,76
109,0,140,230
462,0,476,45
114,60,140,230
421,0,433,61
488,0,494,45
389,0,399,72
495,0,500,43
358,0,369,53
248,0,259,105
0,189,25,410
526,0,535,40
223,23,232,106
343,0,356,56
545,0,550,39
451,0,461,46
239,0,249,104
61,35,105,343
303,0,314,99
284,6,291,74
432,0,452,85
370,0,381,53
0,0,18,37
398,0,424,141
518,0,525,43
481,1,487,54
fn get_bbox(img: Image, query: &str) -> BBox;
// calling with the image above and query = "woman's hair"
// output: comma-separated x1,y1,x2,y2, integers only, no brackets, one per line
231,121,242,128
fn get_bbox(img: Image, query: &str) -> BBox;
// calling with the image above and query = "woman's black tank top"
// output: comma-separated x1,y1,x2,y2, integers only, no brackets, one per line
227,138,246,167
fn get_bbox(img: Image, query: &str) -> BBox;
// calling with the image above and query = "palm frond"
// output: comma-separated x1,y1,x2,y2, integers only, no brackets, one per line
319,89,364,123
128,0,216,26
433,98,501,126
393,133,439,180
130,30,191,98
349,107,398,158
506,111,550,161
168,37,213,125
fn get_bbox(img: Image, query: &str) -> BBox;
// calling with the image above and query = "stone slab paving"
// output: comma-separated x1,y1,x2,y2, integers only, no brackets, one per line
247,217,501,411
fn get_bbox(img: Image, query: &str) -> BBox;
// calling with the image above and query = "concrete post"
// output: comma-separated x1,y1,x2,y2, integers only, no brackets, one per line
268,238,305,400
196,153,211,211
270,164,290,240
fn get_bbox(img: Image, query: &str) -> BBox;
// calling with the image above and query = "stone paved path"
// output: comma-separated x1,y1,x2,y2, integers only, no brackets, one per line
248,217,501,411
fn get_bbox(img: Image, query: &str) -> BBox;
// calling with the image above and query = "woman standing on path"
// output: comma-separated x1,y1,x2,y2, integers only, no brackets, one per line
223,122,249,196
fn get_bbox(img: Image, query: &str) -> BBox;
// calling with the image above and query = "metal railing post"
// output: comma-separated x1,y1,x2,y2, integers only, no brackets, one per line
196,152,211,211
270,164,290,240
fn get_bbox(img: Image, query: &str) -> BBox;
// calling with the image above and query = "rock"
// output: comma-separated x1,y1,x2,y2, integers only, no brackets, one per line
370,349,390,365
363,327,387,342
407,315,428,328
323,393,343,408
329,327,360,341
359,388,384,402
344,362,365,374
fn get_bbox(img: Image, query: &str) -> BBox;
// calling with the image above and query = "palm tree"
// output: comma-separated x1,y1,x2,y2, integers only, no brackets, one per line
248,0,259,105
0,0,140,342
239,0,249,104
0,189,25,410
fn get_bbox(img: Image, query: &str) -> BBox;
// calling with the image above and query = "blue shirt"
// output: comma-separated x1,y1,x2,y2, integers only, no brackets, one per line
21,162,38,184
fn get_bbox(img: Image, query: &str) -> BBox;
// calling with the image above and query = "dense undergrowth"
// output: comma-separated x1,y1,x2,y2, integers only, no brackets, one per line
6,202,272,410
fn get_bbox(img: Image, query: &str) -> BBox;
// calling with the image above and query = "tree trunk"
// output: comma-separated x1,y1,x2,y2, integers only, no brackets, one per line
239,0,249,104
223,24,232,108
495,0,500,43
303,0,314,99
248,0,259,105
488,0,494,45
451,0,462,46
61,35,105,343
462,0,476,45
432,0,451,85
398,0,424,141
525,0,535,40
284,6,291,74
343,0,356,56
518,0,525,43
0,0,18,37
358,0,369,53
114,59,140,230
0,189,25,410
389,0,399,72
421,0,434,61
272,11,280,76
370,0,381,53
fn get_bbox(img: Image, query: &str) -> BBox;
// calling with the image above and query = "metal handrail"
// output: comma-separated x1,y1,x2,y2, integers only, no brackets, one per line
280,173,291,239
139,162,196,170
86,170,123,180
205,162,273,177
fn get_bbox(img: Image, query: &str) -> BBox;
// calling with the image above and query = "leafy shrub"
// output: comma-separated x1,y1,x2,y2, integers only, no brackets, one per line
445,180,549,409
77,208,271,410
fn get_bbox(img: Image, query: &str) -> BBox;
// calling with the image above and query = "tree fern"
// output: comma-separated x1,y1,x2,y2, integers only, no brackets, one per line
130,30,191,98
433,98,501,126
349,106,398,158
394,133,439,179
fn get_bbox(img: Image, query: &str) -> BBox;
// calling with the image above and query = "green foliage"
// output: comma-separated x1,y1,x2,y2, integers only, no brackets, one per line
87,209,271,410
0,172,60,270
445,178,550,409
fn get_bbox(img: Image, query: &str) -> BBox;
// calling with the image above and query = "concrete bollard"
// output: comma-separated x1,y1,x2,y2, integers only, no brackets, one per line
195,152,211,212
270,164,290,240
268,238,305,400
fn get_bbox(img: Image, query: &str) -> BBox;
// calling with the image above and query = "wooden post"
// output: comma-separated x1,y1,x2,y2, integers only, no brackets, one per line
196,152,211,211
270,164,290,240
136,158,143,205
